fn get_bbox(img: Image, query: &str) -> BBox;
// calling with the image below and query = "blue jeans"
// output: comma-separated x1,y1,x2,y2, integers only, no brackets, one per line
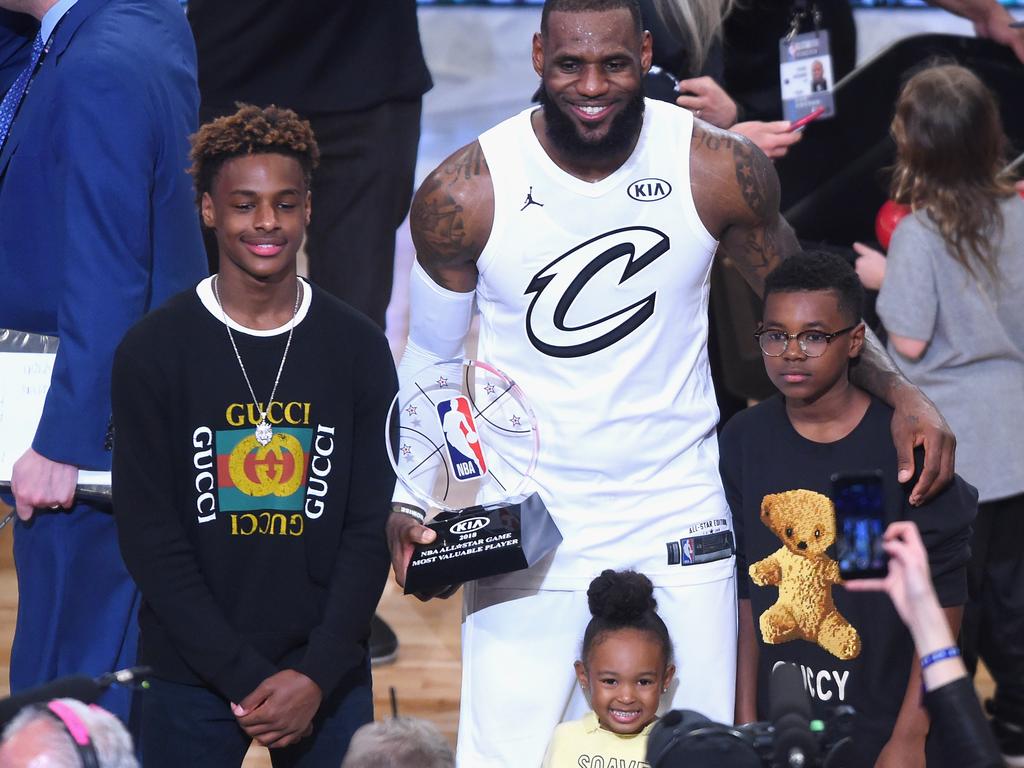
139,662,373,768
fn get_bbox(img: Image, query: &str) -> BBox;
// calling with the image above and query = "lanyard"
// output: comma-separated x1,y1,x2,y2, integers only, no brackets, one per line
787,0,823,40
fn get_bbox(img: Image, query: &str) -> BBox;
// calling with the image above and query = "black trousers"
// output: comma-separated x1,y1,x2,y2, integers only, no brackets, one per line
200,99,422,331
963,491,1024,718
140,663,372,768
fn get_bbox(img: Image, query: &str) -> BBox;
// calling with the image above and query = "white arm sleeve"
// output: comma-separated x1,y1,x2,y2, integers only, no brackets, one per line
392,260,476,507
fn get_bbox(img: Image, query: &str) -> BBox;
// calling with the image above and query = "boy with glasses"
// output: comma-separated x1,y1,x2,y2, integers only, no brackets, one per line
720,251,976,767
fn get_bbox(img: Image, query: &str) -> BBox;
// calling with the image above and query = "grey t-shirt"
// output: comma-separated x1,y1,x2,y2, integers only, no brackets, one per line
877,195,1024,502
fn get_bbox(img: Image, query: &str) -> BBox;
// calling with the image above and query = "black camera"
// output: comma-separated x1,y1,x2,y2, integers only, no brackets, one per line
647,663,855,768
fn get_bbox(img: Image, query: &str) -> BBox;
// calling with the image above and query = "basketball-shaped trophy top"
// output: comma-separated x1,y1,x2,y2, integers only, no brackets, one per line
387,359,540,513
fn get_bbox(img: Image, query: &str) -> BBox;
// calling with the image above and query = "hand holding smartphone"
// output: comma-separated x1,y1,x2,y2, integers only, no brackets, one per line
831,470,888,579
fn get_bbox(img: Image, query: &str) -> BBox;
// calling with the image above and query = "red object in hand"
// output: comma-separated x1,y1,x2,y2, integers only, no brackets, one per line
875,200,912,250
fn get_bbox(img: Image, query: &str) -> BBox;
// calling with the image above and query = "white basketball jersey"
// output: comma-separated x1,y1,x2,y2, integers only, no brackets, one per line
475,99,732,589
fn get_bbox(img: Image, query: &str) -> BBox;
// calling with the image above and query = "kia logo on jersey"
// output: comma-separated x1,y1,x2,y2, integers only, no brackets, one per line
524,226,670,358
435,396,488,482
627,177,672,202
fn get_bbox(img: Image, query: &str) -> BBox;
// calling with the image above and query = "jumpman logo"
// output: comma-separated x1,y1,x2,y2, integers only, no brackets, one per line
520,186,544,211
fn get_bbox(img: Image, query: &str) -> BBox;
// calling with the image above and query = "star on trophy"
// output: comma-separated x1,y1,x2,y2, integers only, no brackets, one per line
387,359,560,594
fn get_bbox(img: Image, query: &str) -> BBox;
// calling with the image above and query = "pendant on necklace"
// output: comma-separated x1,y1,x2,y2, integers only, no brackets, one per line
255,419,273,446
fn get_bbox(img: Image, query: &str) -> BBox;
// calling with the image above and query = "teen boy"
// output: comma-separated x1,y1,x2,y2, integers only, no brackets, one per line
720,252,976,768
111,105,397,766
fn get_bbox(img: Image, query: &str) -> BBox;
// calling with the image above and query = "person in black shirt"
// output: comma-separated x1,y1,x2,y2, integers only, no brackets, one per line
111,105,397,767
720,251,976,768
648,0,1024,145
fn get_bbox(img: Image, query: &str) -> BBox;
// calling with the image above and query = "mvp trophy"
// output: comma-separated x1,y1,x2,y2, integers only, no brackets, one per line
387,359,561,594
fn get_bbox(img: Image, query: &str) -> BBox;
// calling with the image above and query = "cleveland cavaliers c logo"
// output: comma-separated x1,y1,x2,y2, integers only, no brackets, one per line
524,227,670,358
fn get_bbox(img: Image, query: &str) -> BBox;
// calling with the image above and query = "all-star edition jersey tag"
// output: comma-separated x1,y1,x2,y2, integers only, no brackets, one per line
666,518,735,566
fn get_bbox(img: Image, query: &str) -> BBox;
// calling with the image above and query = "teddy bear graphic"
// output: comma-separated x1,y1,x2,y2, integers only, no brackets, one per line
749,489,862,660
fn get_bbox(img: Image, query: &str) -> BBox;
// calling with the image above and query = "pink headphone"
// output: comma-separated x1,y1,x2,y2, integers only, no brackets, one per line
35,700,101,768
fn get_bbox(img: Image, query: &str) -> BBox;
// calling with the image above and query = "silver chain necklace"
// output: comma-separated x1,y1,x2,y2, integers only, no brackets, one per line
213,275,301,446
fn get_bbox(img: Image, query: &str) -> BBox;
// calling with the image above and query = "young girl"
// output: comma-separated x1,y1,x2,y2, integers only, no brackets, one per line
859,63,1024,763
542,570,675,767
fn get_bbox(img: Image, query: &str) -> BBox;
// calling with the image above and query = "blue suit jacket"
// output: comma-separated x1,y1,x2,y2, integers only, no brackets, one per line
0,0,206,471
0,11,33,92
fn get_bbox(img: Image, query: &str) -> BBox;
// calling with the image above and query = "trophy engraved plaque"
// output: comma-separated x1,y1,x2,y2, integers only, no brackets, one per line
387,359,560,594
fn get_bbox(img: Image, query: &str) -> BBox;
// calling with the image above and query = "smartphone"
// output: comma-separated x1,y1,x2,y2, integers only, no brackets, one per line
830,470,888,579
644,65,681,104
789,106,826,133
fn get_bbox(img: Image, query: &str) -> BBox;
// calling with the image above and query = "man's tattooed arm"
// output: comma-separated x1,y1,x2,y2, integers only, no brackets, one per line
691,123,800,296
725,135,789,293
409,141,494,292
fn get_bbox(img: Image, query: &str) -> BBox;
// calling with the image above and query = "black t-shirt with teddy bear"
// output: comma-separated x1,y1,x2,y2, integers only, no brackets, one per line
719,394,976,768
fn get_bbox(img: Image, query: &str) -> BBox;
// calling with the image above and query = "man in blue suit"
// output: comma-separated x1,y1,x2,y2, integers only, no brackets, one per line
0,0,206,720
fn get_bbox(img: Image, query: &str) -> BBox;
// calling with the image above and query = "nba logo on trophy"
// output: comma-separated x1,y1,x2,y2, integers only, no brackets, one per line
436,396,488,481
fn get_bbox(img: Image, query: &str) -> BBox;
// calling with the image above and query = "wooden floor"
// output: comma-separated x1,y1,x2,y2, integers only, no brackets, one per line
0,522,16,693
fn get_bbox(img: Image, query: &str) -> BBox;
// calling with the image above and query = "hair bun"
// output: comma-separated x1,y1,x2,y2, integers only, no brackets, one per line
587,569,657,624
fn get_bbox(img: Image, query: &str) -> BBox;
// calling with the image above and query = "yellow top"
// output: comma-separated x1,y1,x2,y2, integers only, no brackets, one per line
541,711,655,768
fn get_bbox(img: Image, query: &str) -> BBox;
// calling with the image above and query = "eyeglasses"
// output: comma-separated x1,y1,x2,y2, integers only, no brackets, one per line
753,325,858,357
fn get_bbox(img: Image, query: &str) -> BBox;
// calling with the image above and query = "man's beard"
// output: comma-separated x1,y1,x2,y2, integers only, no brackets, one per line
538,85,645,163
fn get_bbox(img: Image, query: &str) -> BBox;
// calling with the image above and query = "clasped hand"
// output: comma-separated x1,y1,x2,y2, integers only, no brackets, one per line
232,670,321,749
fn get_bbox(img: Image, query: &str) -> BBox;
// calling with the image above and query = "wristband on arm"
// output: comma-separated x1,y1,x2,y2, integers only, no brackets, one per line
404,260,475,360
392,261,476,508
920,647,960,669
395,260,475,399
392,503,426,523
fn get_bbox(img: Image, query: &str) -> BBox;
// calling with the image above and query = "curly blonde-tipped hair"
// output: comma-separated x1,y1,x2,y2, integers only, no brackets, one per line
189,103,320,208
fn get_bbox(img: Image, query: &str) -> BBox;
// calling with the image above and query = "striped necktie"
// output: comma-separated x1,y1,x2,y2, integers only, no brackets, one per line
0,31,45,151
